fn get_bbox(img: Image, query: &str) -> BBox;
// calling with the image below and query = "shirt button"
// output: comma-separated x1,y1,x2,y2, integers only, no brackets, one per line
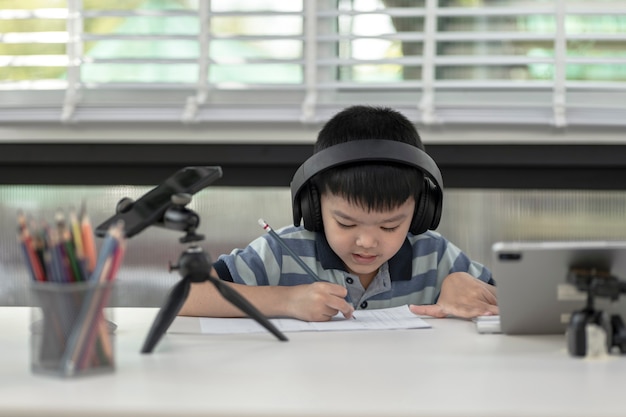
346,277,354,284
360,301,368,309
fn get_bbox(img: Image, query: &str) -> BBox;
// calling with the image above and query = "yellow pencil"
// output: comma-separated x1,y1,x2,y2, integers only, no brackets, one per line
81,212,98,275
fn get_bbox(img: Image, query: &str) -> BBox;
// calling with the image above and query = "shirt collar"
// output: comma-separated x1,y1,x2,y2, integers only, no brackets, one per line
315,233,412,281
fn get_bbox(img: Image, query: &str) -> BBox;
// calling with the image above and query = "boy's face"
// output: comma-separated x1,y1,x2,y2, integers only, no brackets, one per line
320,193,415,285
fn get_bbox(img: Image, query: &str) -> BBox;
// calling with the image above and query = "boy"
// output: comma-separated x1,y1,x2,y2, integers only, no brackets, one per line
180,105,497,320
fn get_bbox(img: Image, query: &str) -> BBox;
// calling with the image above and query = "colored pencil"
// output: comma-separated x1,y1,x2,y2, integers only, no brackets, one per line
17,212,46,282
62,221,125,374
80,211,98,275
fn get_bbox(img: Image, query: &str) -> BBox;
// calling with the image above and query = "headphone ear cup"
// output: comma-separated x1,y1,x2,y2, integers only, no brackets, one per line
300,184,324,232
410,178,442,235
410,185,429,235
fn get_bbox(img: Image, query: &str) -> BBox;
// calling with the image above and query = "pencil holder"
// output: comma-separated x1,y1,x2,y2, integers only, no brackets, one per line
29,281,116,378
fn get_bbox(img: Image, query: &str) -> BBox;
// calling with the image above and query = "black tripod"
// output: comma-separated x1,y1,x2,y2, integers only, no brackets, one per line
566,267,626,357
141,194,288,354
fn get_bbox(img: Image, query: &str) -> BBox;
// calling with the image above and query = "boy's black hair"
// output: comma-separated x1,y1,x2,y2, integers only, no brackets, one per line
313,105,425,212
315,105,424,152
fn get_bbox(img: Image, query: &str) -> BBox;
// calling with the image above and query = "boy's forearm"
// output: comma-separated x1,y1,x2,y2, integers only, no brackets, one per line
179,280,292,318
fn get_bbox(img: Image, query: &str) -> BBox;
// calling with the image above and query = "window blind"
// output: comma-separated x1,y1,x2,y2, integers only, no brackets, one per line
0,0,625,127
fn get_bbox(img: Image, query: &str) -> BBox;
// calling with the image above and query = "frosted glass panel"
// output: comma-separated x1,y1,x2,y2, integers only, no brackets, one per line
3,185,626,306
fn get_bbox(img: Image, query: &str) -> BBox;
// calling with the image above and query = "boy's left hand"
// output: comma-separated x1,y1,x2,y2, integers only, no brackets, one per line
408,272,498,319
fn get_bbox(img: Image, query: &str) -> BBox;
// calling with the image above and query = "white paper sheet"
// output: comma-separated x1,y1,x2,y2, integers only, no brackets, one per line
188,305,431,335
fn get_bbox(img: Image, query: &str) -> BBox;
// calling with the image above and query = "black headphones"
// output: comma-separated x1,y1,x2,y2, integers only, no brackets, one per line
290,139,444,234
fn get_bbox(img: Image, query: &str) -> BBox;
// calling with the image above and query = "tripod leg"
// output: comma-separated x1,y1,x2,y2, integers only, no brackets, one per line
206,276,288,342
610,315,626,353
141,279,191,354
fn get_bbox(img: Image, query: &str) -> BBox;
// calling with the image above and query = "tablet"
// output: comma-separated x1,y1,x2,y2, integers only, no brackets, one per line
492,241,626,335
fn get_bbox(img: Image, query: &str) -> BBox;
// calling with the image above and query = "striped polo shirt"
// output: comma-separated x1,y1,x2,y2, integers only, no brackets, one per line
213,225,493,310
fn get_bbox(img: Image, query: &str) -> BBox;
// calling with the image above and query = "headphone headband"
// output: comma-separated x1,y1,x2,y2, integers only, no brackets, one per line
290,139,444,206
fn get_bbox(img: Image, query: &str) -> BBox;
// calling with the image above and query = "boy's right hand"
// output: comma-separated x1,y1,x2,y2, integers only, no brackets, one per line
287,282,354,322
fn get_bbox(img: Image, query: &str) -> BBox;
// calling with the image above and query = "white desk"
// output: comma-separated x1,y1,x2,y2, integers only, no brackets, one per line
1,307,624,417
